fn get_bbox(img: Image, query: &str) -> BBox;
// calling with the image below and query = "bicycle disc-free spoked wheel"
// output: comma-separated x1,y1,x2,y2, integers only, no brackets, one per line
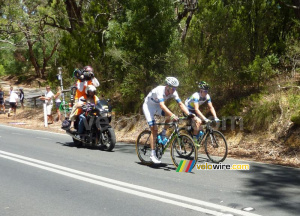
136,130,153,165
170,133,198,169
204,130,228,163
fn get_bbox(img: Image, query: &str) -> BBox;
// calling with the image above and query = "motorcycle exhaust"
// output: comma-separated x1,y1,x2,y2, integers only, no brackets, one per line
66,130,82,142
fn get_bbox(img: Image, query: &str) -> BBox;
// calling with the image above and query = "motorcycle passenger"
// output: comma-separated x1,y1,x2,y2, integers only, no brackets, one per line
143,77,190,164
69,66,100,130
185,81,219,144
76,85,100,136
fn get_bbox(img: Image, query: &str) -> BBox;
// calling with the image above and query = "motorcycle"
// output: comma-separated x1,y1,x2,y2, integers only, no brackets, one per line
62,99,116,151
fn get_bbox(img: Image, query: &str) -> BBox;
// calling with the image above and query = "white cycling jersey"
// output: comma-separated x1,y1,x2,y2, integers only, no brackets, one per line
144,86,181,104
185,92,211,111
143,86,181,126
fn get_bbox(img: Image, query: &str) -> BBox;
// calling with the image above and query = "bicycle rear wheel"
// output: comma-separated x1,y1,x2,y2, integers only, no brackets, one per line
136,130,153,165
170,133,198,169
204,130,228,163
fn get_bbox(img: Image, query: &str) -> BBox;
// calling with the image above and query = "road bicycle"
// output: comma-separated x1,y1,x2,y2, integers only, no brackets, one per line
179,119,228,163
136,116,198,169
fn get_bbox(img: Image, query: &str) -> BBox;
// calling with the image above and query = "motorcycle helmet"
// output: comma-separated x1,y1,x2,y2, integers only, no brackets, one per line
85,85,97,95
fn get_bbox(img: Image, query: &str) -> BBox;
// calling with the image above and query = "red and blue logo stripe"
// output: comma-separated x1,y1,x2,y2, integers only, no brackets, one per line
176,160,196,172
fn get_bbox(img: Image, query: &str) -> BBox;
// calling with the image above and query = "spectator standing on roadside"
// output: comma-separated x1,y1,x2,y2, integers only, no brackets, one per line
8,87,19,118
54,86,62,122
0,86,5,113
19,87,25,109
39,86,54,124
9,86,13,95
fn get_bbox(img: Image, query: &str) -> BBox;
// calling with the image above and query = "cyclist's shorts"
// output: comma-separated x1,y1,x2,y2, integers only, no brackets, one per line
188,109,196,115
143,102,165,126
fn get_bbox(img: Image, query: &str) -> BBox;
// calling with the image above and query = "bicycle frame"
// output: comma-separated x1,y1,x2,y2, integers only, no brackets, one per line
155,121,182,155
192,121,216,145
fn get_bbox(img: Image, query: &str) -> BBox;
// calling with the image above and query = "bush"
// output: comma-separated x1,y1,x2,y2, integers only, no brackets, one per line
291,113,300,125
243,99,281,132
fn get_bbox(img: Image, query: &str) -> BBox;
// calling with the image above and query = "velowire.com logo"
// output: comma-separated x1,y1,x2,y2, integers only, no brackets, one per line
176,160,250,172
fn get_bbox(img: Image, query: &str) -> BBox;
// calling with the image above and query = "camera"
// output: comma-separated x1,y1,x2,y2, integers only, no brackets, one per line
74,68,94,81
83,71,94,81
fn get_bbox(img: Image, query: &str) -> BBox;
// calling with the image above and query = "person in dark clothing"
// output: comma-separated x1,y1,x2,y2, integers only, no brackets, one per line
0,86,5,113
19,87,25,109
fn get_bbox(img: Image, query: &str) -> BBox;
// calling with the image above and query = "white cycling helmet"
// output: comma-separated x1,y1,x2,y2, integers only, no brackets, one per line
165,77,179,87
85,85,97,95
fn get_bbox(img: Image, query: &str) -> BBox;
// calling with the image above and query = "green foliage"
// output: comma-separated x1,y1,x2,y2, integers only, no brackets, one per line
0,65,5,76
288,91,300,126
105,0,176,112
291,113,300,125
0,0,299,115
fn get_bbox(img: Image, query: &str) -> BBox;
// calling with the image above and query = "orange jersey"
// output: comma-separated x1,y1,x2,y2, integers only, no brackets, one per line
75,94,99,116
74,80,93,100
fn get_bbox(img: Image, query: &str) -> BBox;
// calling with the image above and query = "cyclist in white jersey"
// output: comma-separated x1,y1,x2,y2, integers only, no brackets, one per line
143,77,190,164
185,81,219,141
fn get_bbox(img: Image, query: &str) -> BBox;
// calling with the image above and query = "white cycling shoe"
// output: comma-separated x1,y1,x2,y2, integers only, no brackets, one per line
150,155,161,164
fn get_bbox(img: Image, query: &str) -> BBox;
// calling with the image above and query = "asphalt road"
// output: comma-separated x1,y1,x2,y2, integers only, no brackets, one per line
0,124,299,216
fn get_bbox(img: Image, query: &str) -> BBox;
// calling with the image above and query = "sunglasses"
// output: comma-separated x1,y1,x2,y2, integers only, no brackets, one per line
168,86,177,91
202,90,208,93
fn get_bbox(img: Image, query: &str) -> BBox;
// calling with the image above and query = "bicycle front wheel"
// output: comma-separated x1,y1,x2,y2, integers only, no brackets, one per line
170,133,198,169
204,130,228,163
136,130,153,165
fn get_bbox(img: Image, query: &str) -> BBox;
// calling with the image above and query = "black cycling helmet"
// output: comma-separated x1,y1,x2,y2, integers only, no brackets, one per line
198,81,210,90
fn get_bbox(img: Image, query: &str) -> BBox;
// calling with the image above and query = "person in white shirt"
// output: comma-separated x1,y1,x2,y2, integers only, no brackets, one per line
40,86,54,124
8,87,19,118
142,77,190,164
54,86,62,122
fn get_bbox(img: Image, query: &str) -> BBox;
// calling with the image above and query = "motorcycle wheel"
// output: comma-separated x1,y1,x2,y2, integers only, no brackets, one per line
100,128,116,151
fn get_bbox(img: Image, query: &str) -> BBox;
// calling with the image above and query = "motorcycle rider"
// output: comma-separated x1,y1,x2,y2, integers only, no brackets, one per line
75,85,100,136
69,66,100,130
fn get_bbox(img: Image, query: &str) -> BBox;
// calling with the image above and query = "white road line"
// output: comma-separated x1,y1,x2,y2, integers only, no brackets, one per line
0,124,67,136
0,150,261,216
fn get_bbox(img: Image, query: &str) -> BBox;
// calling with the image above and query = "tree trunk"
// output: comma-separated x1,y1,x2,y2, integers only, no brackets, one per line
64,0,84,32
27,41,42,78
181,11,194,44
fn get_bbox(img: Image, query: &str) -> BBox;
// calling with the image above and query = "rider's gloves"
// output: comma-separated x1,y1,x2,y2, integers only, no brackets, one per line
171,114,179,121
214,117,220,122
204,118,210,123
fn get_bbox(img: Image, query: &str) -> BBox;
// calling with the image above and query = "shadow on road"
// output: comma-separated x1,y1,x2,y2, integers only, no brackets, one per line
243,164,300,215
135,161,177,172
56,141,115,152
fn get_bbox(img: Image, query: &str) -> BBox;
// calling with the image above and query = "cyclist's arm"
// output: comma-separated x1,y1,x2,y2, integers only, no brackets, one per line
159,101,173,117
208,102,217,119
178,101,190,116
194,103,207,120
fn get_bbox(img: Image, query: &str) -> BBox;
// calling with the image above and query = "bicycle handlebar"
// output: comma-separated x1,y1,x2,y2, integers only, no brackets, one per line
155,114,195,126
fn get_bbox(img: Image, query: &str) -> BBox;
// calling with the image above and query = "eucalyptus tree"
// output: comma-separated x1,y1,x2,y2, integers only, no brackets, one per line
0,0,61,78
